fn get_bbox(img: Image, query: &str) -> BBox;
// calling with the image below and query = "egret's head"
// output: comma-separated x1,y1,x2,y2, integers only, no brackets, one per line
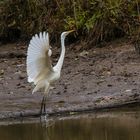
61,30,75,40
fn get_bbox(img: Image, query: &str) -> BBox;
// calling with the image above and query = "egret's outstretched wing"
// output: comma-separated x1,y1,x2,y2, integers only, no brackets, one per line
27,32,53,84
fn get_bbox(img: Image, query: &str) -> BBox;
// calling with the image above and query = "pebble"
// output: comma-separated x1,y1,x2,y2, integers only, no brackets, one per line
0,69,4,75
19,74,25,79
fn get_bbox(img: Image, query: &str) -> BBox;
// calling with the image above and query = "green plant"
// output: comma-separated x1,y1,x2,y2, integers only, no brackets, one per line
0,0,140,46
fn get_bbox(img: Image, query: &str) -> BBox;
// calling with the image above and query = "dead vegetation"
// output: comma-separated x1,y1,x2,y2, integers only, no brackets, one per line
0,0,140,46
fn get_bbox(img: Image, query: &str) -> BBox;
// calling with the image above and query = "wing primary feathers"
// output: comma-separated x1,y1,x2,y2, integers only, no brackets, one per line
43,32,46,44
27,31,53,84
46,33,49,46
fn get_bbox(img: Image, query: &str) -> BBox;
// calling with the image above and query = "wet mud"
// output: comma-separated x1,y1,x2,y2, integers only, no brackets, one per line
0,40,140,119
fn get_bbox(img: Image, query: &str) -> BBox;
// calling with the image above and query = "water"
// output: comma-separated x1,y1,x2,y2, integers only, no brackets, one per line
0,108,140,140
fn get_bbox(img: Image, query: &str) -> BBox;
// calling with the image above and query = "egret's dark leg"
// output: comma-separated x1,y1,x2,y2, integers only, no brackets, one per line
40,96,44,115
43,96,47,113
40,95,47,115
40,85,50,117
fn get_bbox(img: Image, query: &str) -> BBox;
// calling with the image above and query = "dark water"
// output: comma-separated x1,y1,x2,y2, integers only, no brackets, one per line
0,109,140,140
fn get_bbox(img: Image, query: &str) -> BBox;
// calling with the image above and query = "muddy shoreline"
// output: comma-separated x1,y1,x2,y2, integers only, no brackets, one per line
0,40,140,119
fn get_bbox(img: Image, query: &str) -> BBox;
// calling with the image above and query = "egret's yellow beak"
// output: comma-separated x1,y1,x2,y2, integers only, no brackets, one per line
67,30,75,33
61,30,75,38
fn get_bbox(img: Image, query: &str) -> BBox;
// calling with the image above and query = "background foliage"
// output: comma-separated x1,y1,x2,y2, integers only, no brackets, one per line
0,0,140,45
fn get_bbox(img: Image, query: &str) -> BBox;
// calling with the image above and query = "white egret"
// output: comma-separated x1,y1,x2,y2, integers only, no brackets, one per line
26,30,74,115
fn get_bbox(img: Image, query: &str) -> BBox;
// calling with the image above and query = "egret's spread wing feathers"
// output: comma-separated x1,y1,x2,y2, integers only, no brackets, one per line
27,32,53,84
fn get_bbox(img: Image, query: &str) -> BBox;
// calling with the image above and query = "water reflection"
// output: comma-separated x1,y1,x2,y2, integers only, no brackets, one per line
0,110,140,140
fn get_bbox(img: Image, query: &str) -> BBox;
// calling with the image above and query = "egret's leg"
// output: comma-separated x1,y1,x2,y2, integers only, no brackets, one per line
40,95,47,115
40,82,50,116
43,95,47,113
40,95,48,122
40,96,44,114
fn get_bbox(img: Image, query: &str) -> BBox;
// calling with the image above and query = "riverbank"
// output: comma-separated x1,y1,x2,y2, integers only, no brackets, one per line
0,39,140,119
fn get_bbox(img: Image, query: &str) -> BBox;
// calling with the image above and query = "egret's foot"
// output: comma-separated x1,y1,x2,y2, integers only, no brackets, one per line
40,114,48,122
40,95,47,116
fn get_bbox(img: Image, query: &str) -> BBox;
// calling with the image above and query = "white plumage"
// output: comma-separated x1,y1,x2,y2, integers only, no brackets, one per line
27,30,74,97
27,32,56,94
27,30,74,115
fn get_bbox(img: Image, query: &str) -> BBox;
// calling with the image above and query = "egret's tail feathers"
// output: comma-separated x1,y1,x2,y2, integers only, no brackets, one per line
32,86,39,94
32,80,50,94
32,81,44,94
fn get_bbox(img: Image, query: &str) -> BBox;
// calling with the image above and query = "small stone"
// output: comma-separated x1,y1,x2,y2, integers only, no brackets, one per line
0,69,4,75
28,87,31,91
56,92,61,95
107,84,112,87
8,91,14,94
125,89,132,92
107,71,111,75
19,74,25,79
16,83,21,86
58,100,65,103
64,85,67,89
87,92,92,95
79,51,89,57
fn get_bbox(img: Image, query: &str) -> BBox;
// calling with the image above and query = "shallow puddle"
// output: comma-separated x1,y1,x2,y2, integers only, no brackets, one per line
0,108,140,140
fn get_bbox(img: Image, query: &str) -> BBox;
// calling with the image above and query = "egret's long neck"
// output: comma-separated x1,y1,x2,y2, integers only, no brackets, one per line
55,37,65,72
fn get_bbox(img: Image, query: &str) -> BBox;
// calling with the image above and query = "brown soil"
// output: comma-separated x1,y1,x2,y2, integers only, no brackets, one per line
0,39,140,119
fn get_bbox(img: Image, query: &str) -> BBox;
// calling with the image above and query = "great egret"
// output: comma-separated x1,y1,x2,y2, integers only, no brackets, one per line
26,30,74,115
